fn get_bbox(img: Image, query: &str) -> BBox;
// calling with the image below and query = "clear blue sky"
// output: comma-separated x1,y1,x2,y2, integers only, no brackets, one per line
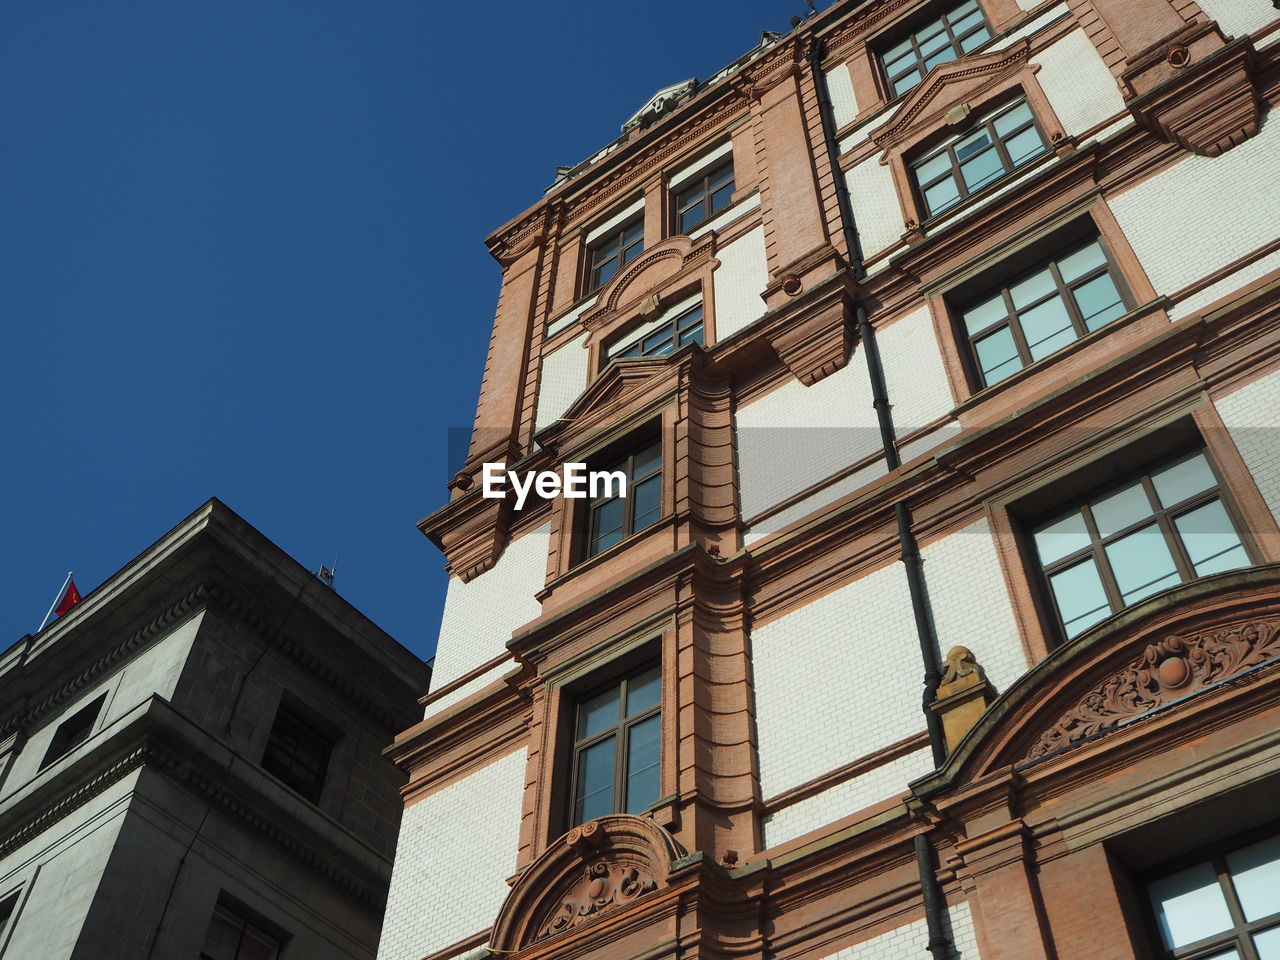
1,0,801,661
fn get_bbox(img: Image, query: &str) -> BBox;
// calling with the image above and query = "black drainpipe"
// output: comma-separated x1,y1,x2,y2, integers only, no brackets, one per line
808,32,954,960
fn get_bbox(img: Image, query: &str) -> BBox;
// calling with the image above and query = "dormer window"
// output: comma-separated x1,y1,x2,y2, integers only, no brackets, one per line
588,218,644,292
674,159,734,233
880,0,992,98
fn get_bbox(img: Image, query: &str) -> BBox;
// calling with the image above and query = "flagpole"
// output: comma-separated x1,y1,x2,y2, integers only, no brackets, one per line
38,571,74,632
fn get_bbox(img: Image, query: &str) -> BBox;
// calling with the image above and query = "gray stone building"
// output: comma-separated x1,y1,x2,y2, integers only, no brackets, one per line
0,499,431,960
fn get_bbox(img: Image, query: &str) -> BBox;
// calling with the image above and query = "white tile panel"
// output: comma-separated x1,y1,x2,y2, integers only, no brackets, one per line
845,159,903,260
1033,28,1125,139
816,901,982,960
712,226,768,341
826,61,859,129
1216,367,1280,525
534,334,589,433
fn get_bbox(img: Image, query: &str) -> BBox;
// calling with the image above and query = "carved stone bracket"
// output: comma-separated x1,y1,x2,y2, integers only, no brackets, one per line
490,815,686,950
1124,30,1262,157
763,276,855,386
1026,618,1280,761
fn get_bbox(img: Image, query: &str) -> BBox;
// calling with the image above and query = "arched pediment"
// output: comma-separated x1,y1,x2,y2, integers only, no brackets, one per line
490,815,686,950
914,565,1280,797
582,235,716,333
871,40,1032,153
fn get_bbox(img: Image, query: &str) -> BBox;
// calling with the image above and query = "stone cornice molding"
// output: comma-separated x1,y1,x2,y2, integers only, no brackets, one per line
0,584,210,739
490,815,686,950
0,704,389,912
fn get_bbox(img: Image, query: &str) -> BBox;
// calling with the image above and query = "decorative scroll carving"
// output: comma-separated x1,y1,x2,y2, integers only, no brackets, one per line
1026,619,1280,761
490,815,685,950
538,861,658,939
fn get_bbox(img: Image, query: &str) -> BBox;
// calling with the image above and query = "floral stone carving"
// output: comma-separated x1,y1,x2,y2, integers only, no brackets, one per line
538,860,658,939
1026,619,1280,761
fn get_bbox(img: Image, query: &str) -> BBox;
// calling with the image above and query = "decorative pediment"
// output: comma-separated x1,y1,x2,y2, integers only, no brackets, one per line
871,40,1032,153
912,565,1280,796
547,356,675,435
583,236,716,331
622,78,697,133
490,816,686,950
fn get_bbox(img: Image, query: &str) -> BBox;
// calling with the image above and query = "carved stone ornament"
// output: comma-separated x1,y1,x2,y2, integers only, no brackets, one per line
490,815,686,951
1025,619,1280,761
538,859,658,939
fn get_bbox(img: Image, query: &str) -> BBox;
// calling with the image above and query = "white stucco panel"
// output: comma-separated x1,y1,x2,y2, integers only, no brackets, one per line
430,524,549,691
1033,28,1125,140
816,901,982,960
878,305,954,431
1109,116,1280,315
736,358,881,520
1216,367,1280,526
1197,0,1277,39
712,226,768,341
534,334,589,433
845,159,902,260
752,561,924,799
377,749,526,960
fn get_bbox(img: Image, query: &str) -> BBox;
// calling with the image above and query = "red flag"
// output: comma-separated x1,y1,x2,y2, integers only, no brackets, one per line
55,579,81,616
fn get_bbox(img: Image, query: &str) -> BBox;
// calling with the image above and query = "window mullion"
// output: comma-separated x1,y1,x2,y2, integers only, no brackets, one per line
1002,289,1033,366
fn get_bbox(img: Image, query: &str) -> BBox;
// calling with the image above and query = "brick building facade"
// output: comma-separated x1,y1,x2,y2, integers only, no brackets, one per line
380,1,1280,959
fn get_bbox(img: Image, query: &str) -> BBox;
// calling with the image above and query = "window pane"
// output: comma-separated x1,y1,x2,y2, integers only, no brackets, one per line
1175,500,1248,576
1090,481,1152,537
1034,511,1091,565
915,151,953,183
710,182,734,214
633,441,662,477
593,496,624,536
240,927,281,960
1151,452,1216,507
1105,524,1180,604
1005,127,1047,165
632,475,662,530
626,666,662,716
959,28,988,52
677,306,703,329
924,177,962,216
624,715,661,814
1149,862,1233,949
678,323,704,347
1049,559,1111,637
1073,274,1125,330
577,685,621,738
884,37,913,61
975,326,1021,383
1254,925,1280,959
955,129,992,162
961,293,1009,336
917,25,949,57
1009,267,1056,310
1228,835,1280,921
642,330,674,356
952,9,985,34
993,101,1034,137
680,206,704,232
893,69,921,96
576,737,616,822
594,258,618,288
1058,241,1106,282
1019,296,1075,361
924,47,957,71
621,239,643,265
960,148,1005,192
202,910,245,960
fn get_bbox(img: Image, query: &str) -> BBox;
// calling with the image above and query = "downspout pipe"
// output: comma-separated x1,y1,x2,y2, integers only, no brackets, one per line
809,32,954,960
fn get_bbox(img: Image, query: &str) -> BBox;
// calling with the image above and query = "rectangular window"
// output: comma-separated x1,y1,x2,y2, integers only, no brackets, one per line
1146,834,1280,959
911,99,1048,219
617,304,705,359
200,902,283,960
260,701,334,804
881,0,992,97
39,693,107,770
957,238,1128,386
1032,450,1251,639
674,159,734,234
570,664,662,826
588,218,644,292
586,436,663,557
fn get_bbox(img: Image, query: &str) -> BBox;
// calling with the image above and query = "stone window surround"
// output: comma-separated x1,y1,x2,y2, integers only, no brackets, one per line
983,410,1280,663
